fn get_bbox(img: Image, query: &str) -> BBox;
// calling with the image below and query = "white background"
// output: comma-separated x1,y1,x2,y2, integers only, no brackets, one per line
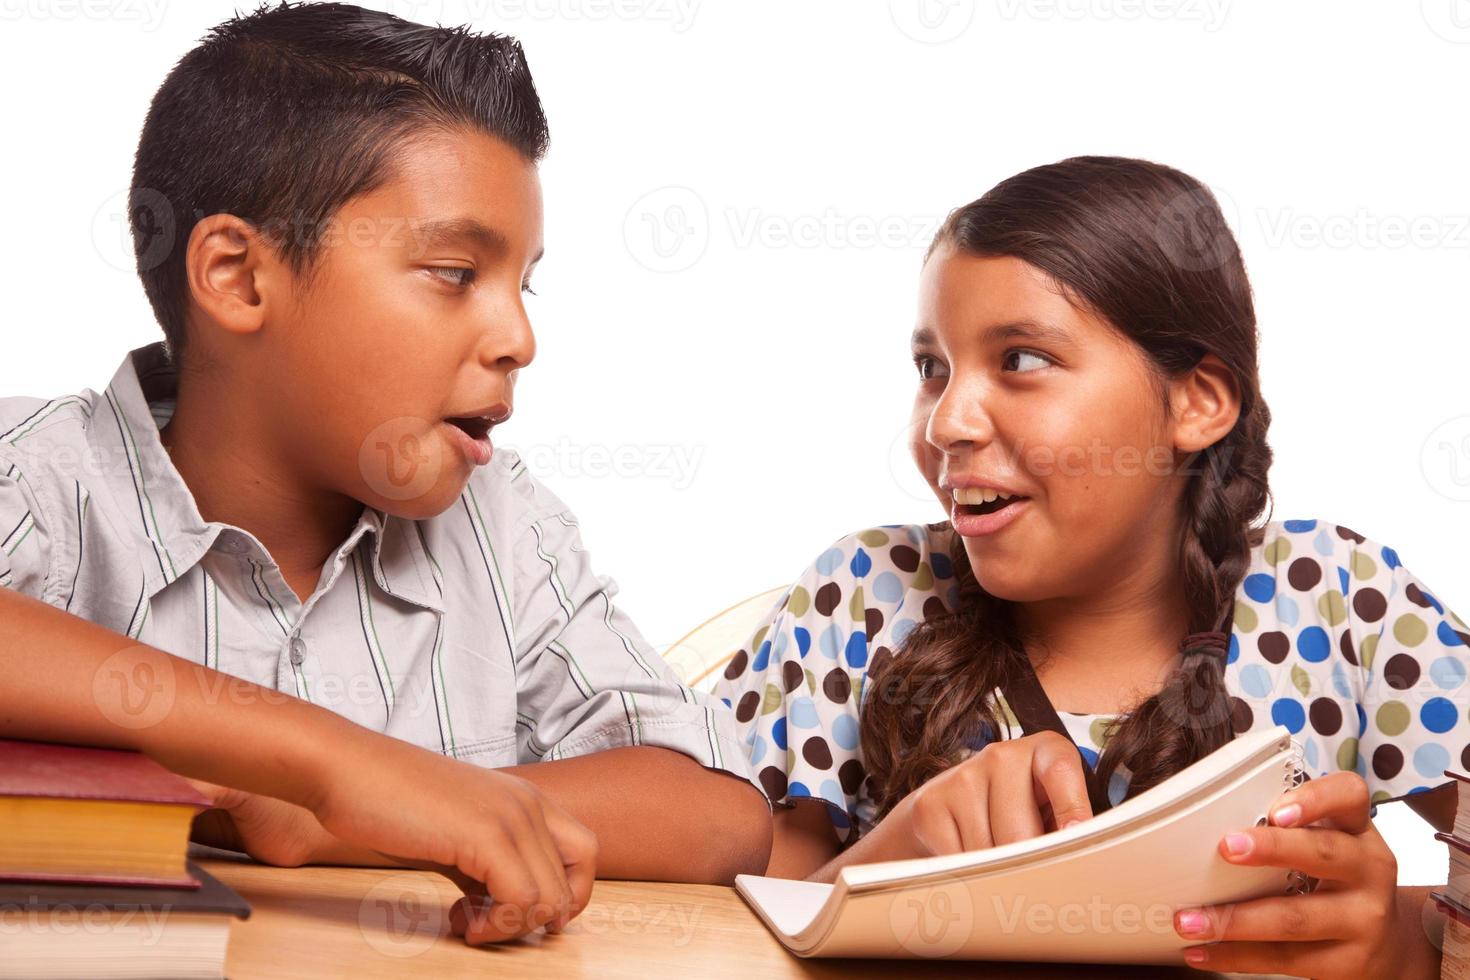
2,1,1468,884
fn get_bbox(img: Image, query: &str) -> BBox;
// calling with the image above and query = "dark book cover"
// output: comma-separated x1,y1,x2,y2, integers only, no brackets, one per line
0,861,249,919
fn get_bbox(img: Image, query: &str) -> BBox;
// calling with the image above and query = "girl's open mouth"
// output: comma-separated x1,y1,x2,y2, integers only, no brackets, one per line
950,488,1032,537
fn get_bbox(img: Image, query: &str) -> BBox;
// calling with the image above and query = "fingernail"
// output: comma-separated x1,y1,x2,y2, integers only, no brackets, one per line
1271,803,1302,827
1223,833,1253,857
1183,947,1207,966
1063,819,1081,830
1176,910,1208,936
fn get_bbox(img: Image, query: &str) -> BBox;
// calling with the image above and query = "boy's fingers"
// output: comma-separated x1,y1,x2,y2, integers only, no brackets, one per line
1030,737,1093,831
552,819,598,928
181,776,248,810
525,803,575,923
1267,771,1371,834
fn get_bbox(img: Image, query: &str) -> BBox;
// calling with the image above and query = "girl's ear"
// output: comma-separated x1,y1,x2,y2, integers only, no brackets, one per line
1169,353,1242,453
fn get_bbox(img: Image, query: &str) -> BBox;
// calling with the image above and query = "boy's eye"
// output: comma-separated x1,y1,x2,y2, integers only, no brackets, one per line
913,354,948,381
521,281,537,296
428,266,475,287
1003,349,1052,373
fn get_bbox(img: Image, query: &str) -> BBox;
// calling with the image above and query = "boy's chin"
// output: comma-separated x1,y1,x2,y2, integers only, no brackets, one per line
360,478,468,523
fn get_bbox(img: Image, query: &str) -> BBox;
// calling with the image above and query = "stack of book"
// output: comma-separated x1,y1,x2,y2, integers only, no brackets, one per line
1433,771,1470,980
0,738,250,979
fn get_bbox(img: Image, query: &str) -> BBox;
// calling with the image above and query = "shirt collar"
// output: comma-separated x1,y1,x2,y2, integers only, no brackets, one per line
94,342,443,613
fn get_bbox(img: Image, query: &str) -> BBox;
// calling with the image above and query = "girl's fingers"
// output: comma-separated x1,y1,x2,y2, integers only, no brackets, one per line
1266,771,1372,834
1218,825,1373,884
910,794,964,856
953,781,993,852
988,758,1045,845
1174,892,1356,944
1028,737,1093,831
1181,938,1339,975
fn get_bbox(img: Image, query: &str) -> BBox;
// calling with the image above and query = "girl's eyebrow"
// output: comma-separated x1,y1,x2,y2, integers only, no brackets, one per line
911,320,1076,350
983,319,1076,346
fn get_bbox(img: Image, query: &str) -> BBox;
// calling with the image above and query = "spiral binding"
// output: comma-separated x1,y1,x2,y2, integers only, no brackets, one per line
1280,738,1319,896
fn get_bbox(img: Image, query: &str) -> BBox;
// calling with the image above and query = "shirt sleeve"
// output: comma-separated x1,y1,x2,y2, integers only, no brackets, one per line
0,456,52,601
1339,527,1470,804
712,527,926,843
506,468,751,785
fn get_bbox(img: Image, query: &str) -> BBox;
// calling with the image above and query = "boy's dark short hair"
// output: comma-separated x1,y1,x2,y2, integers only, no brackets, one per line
128,1,549,367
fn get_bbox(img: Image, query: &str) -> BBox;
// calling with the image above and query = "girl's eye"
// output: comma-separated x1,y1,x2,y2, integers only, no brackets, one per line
428,266,475,287
914,354,948,381
1003,349,1052,373
521,281,537,296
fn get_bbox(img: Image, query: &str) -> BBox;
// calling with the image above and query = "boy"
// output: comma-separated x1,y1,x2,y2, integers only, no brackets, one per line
0,0,768,942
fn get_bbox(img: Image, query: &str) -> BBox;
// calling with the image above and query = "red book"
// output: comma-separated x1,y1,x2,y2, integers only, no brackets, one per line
0,738,212,887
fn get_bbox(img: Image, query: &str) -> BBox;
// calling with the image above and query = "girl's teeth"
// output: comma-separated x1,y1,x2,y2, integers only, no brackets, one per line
953,487,1015,505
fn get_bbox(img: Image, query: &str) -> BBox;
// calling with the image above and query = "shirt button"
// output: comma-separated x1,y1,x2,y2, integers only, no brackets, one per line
289,636,306,665
218,533,247,556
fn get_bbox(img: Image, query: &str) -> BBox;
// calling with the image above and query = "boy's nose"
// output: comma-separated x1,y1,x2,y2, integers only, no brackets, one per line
480,303,536,371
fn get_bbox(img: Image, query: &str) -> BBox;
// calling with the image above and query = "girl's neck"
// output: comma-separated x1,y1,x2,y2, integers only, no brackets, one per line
1010,551,1194,716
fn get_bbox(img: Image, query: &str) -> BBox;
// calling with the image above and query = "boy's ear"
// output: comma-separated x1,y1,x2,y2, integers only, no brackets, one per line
1169,352,1242,453
184,213,275,340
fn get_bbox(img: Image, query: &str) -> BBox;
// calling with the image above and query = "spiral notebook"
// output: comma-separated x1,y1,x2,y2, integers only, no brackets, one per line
737,724,1306,965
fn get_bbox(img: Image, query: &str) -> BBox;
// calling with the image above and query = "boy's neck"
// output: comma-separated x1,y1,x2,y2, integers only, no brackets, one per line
159,375,365,601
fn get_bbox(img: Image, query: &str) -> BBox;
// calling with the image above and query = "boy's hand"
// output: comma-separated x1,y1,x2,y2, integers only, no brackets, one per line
878,730,1095,857
187,778,335,868
1172,771,1433,980
309,744,598,944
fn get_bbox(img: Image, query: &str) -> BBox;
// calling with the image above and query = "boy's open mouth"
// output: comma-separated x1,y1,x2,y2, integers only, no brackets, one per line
445,416,493,441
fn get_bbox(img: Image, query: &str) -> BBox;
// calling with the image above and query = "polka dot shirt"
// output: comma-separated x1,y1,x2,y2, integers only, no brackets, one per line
712,519,1470,843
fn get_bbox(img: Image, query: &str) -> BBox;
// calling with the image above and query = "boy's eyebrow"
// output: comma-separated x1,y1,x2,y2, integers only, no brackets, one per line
415,217,545,265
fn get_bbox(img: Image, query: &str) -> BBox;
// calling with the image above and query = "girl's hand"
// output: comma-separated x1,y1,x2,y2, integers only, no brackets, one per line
879,730,1096,857
1173,771,1431,979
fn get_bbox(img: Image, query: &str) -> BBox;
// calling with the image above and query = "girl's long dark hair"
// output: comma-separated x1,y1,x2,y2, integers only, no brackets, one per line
860,156,1273,818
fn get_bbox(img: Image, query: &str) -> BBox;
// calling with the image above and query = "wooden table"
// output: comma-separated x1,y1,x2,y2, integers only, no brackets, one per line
200,854,1275,979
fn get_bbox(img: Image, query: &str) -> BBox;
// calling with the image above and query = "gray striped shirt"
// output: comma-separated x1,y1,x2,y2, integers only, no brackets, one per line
0,342,747,779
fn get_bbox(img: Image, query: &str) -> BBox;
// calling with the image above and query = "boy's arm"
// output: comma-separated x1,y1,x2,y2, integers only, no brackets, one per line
502,747,770,884
0,586,598,941
503,478,771,884
199,747,769,884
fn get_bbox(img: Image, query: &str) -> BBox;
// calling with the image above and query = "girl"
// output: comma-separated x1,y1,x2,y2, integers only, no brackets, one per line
714,156,1469,978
